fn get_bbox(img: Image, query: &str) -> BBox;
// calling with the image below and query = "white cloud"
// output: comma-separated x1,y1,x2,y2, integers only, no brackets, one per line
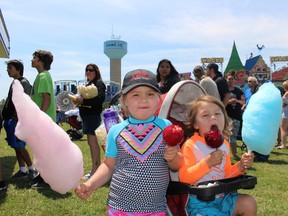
1,0,288,100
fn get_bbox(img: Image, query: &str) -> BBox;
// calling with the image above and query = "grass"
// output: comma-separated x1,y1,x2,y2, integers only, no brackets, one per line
0,123,109,216
0,123,288,215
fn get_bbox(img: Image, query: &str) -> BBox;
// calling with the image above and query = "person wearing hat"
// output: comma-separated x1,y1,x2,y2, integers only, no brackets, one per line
205,63,230,107
75,69,182,215
193,65,220,100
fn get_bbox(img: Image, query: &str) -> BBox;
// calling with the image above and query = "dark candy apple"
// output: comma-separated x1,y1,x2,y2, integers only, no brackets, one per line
204,125,224,148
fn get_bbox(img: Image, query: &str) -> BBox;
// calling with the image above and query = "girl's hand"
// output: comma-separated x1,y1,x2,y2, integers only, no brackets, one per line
238,152,254,171
205,150,224,168
164,146,178,162
75,183,93,200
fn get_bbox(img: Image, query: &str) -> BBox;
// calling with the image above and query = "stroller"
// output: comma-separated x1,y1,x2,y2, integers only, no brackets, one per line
157,80,257,215
56,108,83,141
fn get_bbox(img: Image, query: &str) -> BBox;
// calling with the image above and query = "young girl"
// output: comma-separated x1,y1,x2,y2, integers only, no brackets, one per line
179,95,257,216
75,69,182,215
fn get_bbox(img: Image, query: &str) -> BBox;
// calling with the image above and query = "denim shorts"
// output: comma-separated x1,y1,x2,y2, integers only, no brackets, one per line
229,119,241,144
81,114,101,135
186,192,239,216
4,119,26,148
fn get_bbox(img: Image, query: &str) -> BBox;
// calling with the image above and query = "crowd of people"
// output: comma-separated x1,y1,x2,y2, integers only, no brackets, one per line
1,55,286,215
0,51,108,190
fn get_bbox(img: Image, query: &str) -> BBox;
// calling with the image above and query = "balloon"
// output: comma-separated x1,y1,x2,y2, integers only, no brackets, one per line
242,82,282,155
12,80,84,194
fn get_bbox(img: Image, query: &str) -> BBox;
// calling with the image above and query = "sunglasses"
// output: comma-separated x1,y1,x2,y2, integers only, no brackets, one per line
86,68,94,72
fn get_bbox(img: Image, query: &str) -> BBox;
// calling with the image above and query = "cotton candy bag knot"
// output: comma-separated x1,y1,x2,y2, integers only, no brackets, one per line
242,82,282,155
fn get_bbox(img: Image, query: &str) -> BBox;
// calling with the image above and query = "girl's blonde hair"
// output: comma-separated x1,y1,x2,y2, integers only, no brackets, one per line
185,95,232,139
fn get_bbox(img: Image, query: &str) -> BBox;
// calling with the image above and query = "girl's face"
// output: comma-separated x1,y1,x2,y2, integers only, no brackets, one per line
85,66,96,81
124,86,159,120
193,101,225,137
158,62,171,78
226,75,235,87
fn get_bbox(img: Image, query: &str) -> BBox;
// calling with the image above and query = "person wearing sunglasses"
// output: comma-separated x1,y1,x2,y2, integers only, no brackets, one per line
75,64,106,180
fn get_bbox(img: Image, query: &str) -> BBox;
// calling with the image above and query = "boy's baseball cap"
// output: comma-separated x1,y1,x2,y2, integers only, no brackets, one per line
121,69,160,94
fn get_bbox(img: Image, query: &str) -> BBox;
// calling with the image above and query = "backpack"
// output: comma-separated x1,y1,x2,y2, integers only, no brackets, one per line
2,78,32,120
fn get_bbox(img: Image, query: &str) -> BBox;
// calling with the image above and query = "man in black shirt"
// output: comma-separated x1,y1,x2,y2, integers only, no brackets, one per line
206,63,230,107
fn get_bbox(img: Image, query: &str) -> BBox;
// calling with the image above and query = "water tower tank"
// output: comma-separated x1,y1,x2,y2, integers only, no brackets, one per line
104,39,127,85
104,40,127,59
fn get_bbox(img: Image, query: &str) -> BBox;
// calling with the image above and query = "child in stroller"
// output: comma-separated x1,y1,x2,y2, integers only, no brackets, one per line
158,80,257,216
56,108,83,141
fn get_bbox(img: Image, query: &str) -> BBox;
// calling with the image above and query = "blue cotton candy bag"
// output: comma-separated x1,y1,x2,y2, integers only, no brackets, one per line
242,82,282,155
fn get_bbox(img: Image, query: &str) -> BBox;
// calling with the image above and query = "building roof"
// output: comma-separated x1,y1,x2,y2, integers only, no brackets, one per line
272,67,288,81
244,55,261,71
224,41,244,73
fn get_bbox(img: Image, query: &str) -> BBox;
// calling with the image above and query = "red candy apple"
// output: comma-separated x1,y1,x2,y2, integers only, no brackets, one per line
204,125,224,148
163,125,184,146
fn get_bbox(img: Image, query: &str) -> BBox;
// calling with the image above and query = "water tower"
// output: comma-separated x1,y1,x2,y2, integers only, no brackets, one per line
104,35,127,85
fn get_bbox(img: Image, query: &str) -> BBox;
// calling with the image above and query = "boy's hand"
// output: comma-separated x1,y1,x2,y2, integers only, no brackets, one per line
238,152,254,171
205,150,224,168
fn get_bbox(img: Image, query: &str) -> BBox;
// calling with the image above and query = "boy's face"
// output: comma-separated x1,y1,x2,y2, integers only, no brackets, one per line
193,101,225,137
124,86,159,120
7,64,20,79
31,55,41,69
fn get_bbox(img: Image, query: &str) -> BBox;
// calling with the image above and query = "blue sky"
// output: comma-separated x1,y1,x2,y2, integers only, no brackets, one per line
1,0,288,100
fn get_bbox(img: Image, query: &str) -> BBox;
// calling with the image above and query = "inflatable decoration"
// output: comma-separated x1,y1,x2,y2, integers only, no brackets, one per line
163,125,184,146
12,80,84,194
204,125,224,148
242,82,282,155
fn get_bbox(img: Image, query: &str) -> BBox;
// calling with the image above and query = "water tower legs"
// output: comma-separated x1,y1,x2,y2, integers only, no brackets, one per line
110,58,122,85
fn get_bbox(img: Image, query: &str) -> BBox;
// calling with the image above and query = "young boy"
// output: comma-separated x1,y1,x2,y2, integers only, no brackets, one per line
30,50,56,189
2,60,38,182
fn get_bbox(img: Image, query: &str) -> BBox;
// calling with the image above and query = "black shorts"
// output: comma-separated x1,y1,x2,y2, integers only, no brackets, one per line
81,114,101,135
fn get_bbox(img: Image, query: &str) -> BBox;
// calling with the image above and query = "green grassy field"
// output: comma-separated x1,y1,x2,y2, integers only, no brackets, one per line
0,124,288,216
